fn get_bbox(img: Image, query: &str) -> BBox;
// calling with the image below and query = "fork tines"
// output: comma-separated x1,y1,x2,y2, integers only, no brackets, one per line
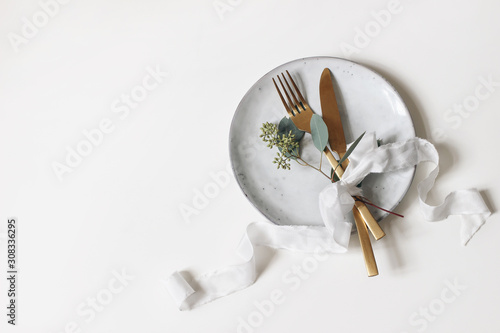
272,70,306,117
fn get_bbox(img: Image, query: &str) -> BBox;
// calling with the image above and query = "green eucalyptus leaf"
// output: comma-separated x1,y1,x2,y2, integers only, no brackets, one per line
310,114,329,152
278,117,305,141
337,131,366,168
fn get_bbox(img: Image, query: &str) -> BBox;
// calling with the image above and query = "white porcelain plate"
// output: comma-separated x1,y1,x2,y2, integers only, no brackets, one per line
229,57,415,226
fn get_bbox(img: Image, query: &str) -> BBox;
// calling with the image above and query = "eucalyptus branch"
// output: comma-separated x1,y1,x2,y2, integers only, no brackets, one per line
296,157,331,180
319,150,323,172
259,120,334,181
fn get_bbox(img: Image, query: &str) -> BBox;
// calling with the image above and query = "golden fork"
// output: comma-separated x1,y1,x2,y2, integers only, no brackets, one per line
273,70,384,239
273,71,380,276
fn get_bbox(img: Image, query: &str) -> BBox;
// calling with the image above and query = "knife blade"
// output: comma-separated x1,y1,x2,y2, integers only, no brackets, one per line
320,68,349,170
319,68,382,277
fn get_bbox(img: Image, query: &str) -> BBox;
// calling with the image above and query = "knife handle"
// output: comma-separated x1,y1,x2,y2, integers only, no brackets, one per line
323,148,385,240
354,200,385,240
353,207,379,277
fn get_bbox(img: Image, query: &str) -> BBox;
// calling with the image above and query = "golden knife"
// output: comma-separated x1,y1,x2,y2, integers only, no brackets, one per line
320,68,385,240
319,67,381,276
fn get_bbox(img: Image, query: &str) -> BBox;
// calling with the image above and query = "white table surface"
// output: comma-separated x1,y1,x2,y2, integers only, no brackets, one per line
1,1,500,332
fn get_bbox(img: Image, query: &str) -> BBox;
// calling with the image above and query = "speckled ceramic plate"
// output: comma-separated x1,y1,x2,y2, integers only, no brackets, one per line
229,57,415,226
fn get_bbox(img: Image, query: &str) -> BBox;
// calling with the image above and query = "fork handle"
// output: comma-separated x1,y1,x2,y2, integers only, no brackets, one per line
323,148,386,240
354,200,385,240
353,207,379,276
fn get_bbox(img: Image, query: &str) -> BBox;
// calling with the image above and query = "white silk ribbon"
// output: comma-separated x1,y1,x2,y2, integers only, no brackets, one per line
164,134,491,310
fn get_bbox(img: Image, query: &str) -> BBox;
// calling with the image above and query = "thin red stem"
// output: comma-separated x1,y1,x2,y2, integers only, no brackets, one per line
356,197,404,218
